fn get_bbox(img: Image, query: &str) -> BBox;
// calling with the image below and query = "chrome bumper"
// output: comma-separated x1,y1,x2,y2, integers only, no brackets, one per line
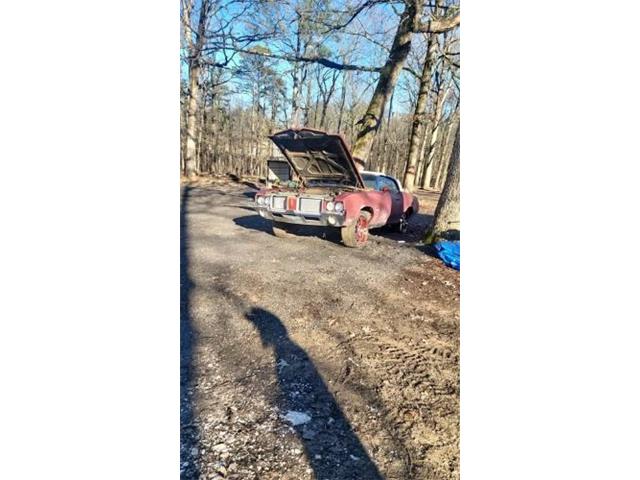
254,205,346,227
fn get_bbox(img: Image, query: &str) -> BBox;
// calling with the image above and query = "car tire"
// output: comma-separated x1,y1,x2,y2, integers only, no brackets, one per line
341,210,371,248
272,221,294,238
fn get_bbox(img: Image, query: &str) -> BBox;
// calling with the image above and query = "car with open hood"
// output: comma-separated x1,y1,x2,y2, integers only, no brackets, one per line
253,128,419,247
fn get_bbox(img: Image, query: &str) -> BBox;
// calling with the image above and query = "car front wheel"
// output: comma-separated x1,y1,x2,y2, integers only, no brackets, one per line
341,210,371,248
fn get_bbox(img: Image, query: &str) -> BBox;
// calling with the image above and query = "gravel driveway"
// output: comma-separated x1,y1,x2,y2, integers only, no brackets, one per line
181,179,460,480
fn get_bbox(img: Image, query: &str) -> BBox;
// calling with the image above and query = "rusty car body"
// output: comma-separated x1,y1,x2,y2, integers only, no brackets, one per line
253,128,419,247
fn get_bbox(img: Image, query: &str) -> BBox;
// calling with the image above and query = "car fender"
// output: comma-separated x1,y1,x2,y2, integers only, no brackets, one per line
337,191,391,228
403,193,419,216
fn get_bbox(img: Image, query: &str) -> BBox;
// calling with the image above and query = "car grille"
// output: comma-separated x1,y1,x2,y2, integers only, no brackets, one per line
271,196,287,210
298,197,322,214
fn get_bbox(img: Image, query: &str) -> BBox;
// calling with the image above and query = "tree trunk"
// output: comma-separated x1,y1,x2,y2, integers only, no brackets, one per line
291,64,301,126
303,67,312,126
290,10,304,127
184,62,201,178
433,110,459,189
313,88,320,128
420,135,439,190
319,70,338,130
270,94,278,126
337,71,349,133
413,123,427,187
319,90,331,130
425,124,460,243
182,0,210,178
421,80,449,189
420,144,435,188
351,1,419,160
401,33,438,191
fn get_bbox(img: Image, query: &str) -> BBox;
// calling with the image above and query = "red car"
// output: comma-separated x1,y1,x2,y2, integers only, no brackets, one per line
254,128,419,247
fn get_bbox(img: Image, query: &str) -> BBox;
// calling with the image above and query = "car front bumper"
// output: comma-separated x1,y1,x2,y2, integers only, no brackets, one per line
254,206,346,227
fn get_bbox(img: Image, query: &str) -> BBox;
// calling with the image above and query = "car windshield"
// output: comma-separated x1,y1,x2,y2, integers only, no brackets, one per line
361,174,378,189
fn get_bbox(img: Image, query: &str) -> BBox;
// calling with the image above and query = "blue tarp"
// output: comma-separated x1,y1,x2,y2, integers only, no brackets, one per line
434,241,460,271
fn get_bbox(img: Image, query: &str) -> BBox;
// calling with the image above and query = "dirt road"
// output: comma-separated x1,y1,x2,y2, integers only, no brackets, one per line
181,179,460,480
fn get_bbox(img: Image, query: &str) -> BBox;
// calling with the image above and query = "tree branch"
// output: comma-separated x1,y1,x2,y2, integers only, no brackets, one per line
231,45,421,79
232,47,381,72
314,0,384,34
416,13,460,33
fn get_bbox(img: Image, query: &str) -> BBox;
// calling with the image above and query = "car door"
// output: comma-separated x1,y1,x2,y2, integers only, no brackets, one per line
378,176,403,223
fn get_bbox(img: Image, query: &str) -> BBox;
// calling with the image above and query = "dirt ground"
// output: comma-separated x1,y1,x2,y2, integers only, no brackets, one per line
181,176,459,480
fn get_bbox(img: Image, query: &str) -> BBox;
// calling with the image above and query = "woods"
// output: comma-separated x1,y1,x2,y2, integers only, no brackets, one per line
180,0,460,194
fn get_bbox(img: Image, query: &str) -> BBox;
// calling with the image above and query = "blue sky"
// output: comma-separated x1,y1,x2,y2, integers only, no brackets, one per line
181,0,455,117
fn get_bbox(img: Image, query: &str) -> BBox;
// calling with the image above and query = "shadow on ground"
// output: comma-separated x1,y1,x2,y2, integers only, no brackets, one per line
377,212,433,243
245,307,383,480
181,186,384,479
233,210,434,247
233,214,345,245
181,186,201,479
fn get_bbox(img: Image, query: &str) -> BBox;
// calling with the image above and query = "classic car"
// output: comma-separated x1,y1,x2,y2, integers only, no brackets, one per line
253,128,419,247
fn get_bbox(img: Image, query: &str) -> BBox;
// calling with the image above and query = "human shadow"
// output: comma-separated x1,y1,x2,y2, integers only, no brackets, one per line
245,307,384,480
180,186,200,479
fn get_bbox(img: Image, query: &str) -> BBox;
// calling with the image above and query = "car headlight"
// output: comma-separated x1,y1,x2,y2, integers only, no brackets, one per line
326,201,335,211
334,202,344,213
257,196,265,205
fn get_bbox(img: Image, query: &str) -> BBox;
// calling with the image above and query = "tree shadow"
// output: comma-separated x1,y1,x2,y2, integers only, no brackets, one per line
180,186,200,479
226,173,264,191
245,307,384,480
373,212,434,244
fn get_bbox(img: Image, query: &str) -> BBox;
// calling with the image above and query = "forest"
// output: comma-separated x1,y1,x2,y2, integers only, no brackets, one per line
180,0,460,236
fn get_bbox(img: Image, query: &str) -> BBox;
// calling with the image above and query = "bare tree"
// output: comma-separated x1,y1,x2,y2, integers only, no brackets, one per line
181,0,213,177
351,1,459,160
317,67,340,129
402,32,439,190
420,74,451,189
425,123,459,243
179,0,460,189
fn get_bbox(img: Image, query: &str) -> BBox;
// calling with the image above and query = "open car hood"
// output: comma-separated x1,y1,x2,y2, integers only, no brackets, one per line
269,128,364,188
